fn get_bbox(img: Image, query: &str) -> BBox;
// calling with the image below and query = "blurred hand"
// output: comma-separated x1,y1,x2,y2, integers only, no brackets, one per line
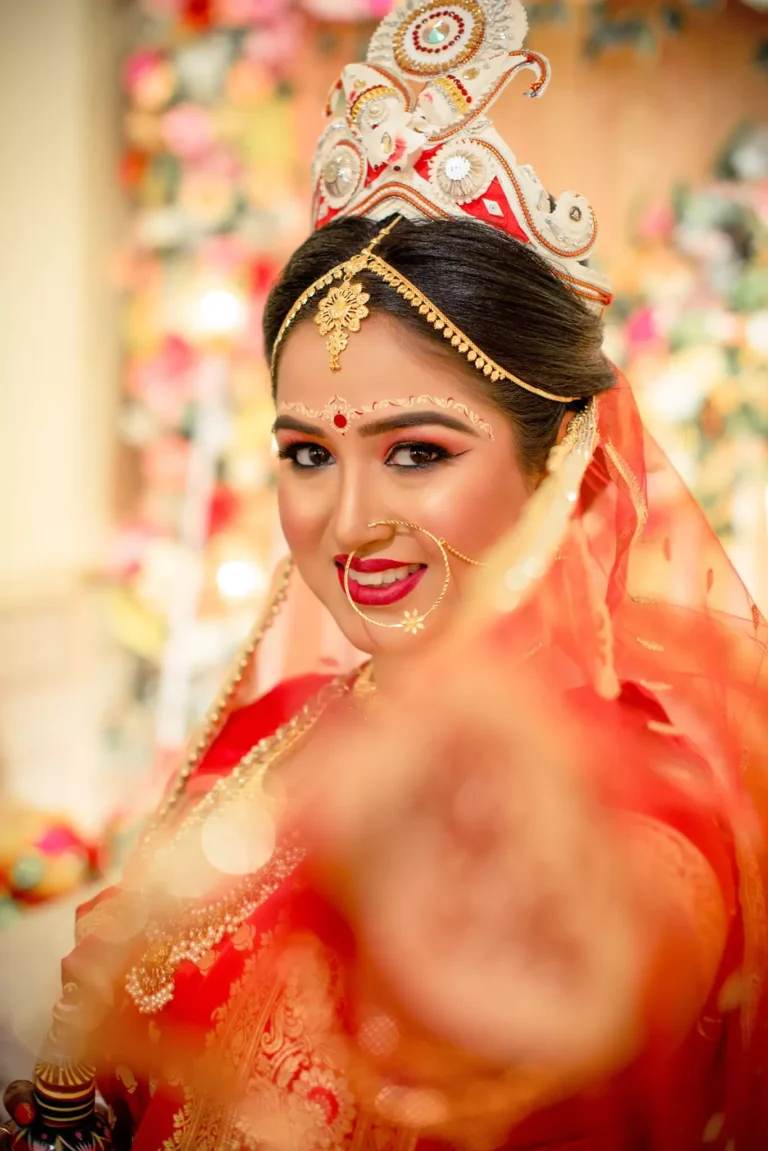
296,637,644,1081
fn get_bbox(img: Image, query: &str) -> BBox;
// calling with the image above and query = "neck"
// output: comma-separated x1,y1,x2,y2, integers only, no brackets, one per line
368,639,443,694
368,652,408,695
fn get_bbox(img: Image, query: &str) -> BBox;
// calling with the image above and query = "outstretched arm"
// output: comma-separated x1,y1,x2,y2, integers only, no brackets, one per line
292,645,733,1147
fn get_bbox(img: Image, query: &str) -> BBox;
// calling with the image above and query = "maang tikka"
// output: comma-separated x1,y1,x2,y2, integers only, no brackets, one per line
270,216,579,405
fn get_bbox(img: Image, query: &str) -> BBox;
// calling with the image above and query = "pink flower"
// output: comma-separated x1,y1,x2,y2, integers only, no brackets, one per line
752,187,768,228
244,14,303,72
625,306,660,351
200,233,251,273
637,203,675,243
196,146,242,180
124,50,175,109
110,525,155,578
35,827,84,856
159,334,197,378
301,0,384,20
162,103,215,159
226,58,272,104
128,336,197,424
124,50,161,94
220,0,290,22
142,435,191,489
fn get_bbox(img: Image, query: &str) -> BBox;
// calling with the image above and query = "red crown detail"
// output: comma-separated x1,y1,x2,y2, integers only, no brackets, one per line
311,0,612,313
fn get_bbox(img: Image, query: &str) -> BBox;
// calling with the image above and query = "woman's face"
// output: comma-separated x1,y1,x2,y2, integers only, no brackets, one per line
274,313,531,656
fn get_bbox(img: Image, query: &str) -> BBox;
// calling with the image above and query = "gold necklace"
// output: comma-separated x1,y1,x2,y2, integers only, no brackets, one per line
126,666,363,1015
351,658,377,700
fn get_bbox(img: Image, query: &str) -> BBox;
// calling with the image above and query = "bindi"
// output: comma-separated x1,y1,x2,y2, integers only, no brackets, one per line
276,394,494,439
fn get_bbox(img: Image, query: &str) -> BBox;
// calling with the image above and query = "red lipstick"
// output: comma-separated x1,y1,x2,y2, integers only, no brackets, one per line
334,555,427,607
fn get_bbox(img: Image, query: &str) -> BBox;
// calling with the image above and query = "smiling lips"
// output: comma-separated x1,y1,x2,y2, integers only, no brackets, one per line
335,554,427,606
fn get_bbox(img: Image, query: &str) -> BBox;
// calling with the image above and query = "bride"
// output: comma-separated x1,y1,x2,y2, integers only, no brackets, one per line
3,2,768,1148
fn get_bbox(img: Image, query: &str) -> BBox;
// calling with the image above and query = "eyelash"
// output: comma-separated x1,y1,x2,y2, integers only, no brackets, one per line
277,440,457,472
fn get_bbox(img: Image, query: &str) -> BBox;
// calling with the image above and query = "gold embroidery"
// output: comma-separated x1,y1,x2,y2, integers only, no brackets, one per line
126,839,305,1015
636,636,664,652
735,827,768,1042
153,672,357,866
638,680,673,693
626,816,728,997
647,720,682,737
348,85,399,127
115,1065,137,1095
604,439,648,547
126,671,364,1015
572,519,620,701
195,950,218,976
233,923,256,951
75,888,146,945
161,1087,194,1151
163,926,412,1151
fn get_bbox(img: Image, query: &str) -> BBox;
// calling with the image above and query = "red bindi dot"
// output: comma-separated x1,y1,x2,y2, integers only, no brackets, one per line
333,414,347,429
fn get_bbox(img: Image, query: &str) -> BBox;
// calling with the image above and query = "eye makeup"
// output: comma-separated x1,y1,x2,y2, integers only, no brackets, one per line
276,438,463,472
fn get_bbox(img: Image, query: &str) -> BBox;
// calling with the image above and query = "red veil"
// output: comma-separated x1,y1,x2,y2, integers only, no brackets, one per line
509,369,768,1146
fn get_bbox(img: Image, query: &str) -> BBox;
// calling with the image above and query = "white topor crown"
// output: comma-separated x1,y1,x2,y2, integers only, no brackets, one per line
311,0,612,312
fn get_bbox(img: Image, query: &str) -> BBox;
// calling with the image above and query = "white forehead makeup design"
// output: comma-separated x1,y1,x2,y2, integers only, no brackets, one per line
276,394,494,439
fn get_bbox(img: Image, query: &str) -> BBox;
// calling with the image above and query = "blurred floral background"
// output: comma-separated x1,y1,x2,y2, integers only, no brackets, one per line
0,0,766,927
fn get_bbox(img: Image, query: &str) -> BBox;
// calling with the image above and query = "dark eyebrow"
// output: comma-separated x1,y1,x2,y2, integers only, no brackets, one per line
272,415,327,437
273,410,482,438
357,411,481,438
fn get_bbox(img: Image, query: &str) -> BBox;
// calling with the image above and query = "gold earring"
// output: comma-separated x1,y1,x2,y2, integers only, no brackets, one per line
343,520,484,636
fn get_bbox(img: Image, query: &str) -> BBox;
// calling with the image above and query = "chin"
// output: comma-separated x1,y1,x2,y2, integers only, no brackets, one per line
307,576,454,656
332,609,446,656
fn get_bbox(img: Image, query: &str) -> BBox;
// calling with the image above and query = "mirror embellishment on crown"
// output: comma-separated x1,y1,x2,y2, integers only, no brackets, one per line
311,0,612,313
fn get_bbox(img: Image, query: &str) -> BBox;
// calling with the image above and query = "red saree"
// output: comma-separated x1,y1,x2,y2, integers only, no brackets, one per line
67,671,745,1151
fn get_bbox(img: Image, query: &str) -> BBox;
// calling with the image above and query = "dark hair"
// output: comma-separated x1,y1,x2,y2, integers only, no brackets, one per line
263,216,615,474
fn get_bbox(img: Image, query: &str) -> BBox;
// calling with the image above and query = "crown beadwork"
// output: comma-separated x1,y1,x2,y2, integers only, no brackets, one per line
311,0,612,313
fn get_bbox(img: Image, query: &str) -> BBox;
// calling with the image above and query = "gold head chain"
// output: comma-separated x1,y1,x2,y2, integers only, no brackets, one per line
270,218,577,405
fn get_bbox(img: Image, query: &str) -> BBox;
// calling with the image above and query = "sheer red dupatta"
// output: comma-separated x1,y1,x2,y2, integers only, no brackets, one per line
575,374,768,1143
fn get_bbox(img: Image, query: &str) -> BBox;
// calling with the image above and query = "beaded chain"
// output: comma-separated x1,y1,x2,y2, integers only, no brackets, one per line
126,653,364,1015
137,556,294,857
126,837,306,1014
121,541,382,1014
148,671,359,871
269,220,577,405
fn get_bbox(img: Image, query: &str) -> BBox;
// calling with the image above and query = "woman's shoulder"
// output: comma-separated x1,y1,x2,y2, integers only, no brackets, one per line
73,673,337,939
572,679,737,913
190,671,336,786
